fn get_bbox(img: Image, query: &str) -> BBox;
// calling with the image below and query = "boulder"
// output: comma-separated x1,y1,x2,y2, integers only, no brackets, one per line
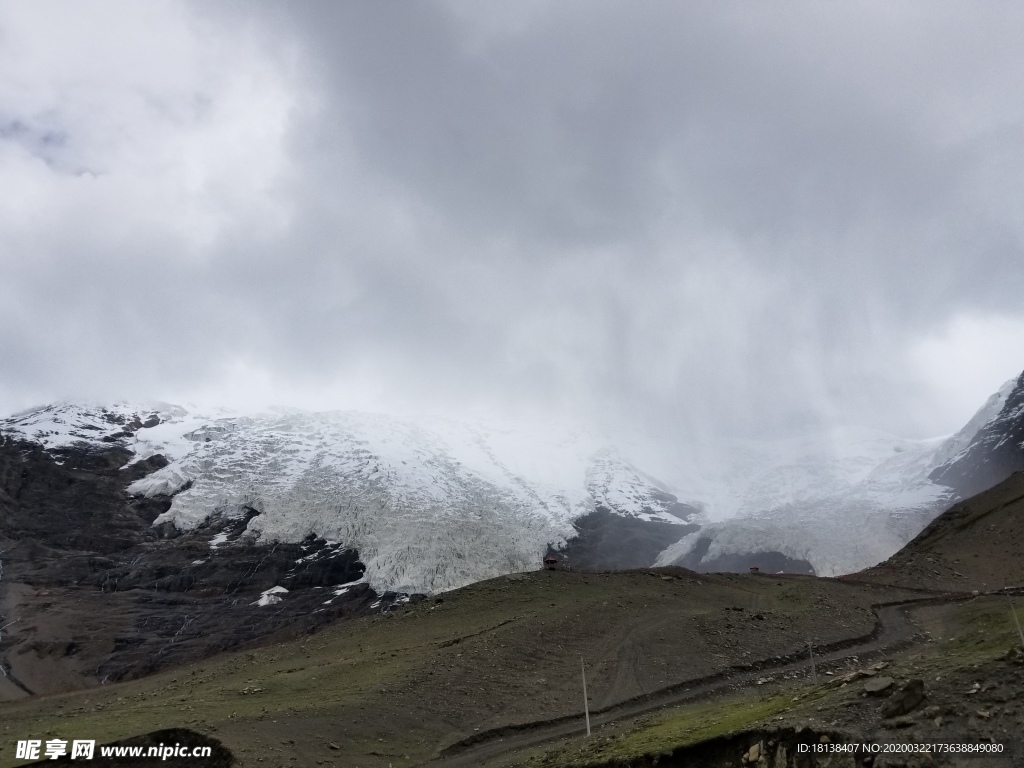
881,679,925,718
742,741,762,763
863,676,894,695
1001,646,1024,664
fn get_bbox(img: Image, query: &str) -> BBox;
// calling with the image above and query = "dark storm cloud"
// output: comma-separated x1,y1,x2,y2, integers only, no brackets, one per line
2,1,1023,440
283,3,982,245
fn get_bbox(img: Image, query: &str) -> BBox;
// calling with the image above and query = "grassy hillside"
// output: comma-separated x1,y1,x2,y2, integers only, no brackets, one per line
513,595,1024,768
0,568,910,768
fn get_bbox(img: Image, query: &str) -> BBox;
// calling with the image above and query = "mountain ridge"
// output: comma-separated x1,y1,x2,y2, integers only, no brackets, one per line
3,372,1023,592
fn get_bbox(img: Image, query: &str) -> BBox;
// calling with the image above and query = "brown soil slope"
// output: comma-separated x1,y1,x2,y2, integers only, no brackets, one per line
0,569,919,768
518,594,1024,768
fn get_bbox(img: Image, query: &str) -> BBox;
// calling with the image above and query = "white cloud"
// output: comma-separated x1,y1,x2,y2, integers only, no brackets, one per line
0,1,300,409
0,2,1022,448
910,313,1024,434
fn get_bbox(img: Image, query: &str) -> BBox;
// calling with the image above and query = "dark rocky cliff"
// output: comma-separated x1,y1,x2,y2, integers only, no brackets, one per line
930,370,1024,499
0,430,383,699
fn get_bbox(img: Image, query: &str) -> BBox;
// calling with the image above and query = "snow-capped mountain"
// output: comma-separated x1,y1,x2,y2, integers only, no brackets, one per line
3,372,1022,591
1,403,694,593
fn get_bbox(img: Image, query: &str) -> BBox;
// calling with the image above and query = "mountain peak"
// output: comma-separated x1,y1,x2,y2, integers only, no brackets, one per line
929,372,1024,498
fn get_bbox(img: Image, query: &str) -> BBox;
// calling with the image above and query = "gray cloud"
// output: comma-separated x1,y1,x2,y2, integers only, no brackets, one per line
1,1,1023,443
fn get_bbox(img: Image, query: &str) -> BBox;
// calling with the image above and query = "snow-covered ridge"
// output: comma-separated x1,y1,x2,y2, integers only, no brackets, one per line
0,401,186,453
928,376,1017,467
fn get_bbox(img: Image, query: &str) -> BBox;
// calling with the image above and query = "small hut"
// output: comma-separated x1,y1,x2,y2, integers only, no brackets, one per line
749,566,760,574
543,556,559,571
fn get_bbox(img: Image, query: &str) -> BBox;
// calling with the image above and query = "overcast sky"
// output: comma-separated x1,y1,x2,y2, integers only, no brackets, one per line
2,1,1023,442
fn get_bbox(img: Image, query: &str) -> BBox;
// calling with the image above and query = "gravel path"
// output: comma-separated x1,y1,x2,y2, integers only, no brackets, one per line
424,599,936,768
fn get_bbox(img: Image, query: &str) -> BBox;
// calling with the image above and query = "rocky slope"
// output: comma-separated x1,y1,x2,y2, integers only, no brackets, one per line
930,371,1024,499
856,469,1024,593
0,427,378,700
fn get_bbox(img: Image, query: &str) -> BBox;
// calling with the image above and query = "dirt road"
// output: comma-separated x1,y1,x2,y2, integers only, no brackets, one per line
424,598,942,768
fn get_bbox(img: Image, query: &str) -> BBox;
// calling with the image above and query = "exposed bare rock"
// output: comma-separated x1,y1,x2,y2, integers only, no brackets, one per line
881,678,926,718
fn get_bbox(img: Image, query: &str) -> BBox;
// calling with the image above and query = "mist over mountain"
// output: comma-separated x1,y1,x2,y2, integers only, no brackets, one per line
3,3,1024,464
4,370,1023,596
5,5,1024,762
659,374,1023,575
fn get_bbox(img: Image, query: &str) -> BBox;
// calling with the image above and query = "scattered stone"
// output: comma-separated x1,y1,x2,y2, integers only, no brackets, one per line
328,743,340,750
923,706,940,718
881,679,925,718
742,741,762,763
883,716,916,729
864,676,894,696
1002,647,1024,664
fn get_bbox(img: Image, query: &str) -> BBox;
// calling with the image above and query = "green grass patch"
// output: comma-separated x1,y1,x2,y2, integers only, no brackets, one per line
614,692,794,753
520,690,799,768
937,599,1023,661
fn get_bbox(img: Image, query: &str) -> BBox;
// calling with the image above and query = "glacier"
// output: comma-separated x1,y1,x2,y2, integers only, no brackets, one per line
655,377,1019,575
1,375,1017,592
1,404,696,594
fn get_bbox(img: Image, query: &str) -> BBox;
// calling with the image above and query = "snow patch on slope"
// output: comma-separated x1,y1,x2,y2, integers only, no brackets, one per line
586,449,692,523
0,402,186,452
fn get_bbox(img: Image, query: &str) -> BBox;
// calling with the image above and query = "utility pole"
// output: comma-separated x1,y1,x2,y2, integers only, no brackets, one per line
581,656,591,737
1009,595,1024,647
807,640,817,684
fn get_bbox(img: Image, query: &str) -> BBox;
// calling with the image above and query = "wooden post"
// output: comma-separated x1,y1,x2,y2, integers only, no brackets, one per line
808,640,817,683
581,656,591,737
1009,595,1024,647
